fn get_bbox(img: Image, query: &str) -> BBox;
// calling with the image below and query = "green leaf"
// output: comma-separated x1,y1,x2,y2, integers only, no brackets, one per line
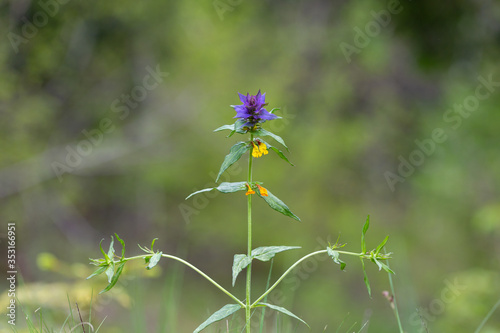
256,128,288,150
86,266,108,280
268,108,280,114
232,247,301,286
216,142,250,182
99,239,108,261
151,238,158,251
216,182,248,193
361,215,370,254
186,182,247,200
214,124,236,132
269,146,294,165
214,119,246,137
258,303,309,328
326,247,346,271
251,246,301,262
360,258,371,297
379,261,395,274
138,243,150,254
193,304,242,333
256,188,300,221
107,236,115,261
232,254,252,286
375,235,389,255
100,262,126,294
147,251,162,270
115,233,125,259
259,139,293,165
105,262,115,284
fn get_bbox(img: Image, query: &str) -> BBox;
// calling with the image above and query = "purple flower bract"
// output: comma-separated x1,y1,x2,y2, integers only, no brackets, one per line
232,90,278,129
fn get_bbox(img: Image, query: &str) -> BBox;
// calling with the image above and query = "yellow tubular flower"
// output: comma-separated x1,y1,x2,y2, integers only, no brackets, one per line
256,184,268,196
251,141,269,158
245,183,255,195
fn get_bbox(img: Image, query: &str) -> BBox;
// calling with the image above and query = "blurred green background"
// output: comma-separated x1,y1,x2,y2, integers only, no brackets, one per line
1,0,500,332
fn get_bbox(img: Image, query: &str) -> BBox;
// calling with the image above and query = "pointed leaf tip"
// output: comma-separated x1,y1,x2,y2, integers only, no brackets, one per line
258,303,309,328
216,142,250,182
232,254,252,286
193,304,241,333
256,188,300,221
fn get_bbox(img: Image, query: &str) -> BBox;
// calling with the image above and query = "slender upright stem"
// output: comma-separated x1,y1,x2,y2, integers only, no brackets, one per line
385,249,404,333
246,134,254,333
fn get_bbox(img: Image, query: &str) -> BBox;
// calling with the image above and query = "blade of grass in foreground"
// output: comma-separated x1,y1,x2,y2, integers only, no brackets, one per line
259,258,274,333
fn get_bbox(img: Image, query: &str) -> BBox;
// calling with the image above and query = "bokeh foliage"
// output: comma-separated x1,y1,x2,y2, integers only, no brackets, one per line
1,0,500,331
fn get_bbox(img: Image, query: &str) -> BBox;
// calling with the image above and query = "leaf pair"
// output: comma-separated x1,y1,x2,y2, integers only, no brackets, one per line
186,182,300,221
213,125,291,183
193,302,308,333
232,246,301,286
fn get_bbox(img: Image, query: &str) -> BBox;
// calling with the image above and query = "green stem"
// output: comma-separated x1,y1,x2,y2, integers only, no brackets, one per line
126,254,245,307
251,248,374,307
385,249,404,333
259,258,274,333
246,134,254,333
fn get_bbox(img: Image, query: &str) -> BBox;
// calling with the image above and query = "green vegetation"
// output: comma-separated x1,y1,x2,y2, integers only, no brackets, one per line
1,0,500,332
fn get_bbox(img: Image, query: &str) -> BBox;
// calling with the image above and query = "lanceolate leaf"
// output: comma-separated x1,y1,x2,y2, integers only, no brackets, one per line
256,189,300,221
216,142,250,182
258,303,309,328
213,119,246,137
186,182,247,200
193,304,242,333
232,247,301,286
361,215,370,254
232,254,252,286
375,235,389,255
360,258,371,298
86,266,108,280
115,233,125,259
259,139,293,165
256,128,288,150
100,262,126,294
251,246,301,262
105,262,115,283
107,236,115,261
269,146,294,165
213,124,234,132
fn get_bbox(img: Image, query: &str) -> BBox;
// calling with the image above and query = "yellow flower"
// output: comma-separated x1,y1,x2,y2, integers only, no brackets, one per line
245,183,255,195
251,141,269,158
256,184,268,197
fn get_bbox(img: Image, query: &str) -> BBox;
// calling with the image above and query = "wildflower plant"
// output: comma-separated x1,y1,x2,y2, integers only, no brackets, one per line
87,91,394,332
